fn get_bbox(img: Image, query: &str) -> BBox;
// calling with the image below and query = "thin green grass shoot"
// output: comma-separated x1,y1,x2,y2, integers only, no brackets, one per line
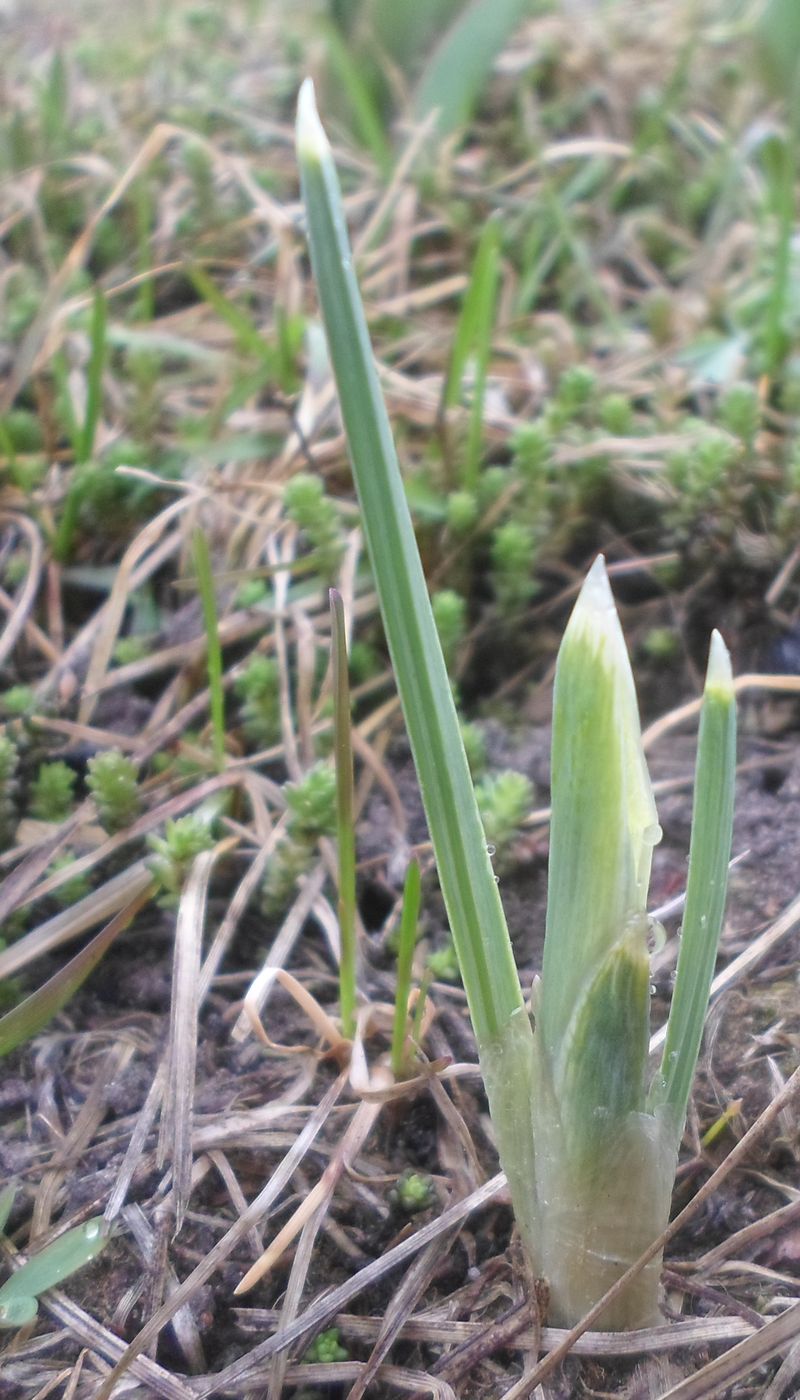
755,0,800,379
651,633,736,1125
79,289,108,464
298,74,536,1257
322,19,393,177
390,858,421,1078
330,587,358,1039
443,217,500,491
53,289,108,563
192,528,226,772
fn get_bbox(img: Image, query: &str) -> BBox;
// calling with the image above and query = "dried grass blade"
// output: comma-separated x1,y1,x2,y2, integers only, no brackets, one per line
78,496,192,724
267,1198,329,1400
0,882,154,1057
0,860,153,981
235,1089,386,1293
295,1362,458,1398
232,862,326,1040
158,844,225,1233
346,1229,464,1400
197,1174,506,1394
0,513,44,670
93,1070,348,1400
42,1292,197,1400
654,1301,800,1400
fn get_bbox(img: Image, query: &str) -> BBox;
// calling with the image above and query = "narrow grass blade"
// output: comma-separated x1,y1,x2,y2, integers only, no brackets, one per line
298,81,535,1263
297,81,524,1048
78,289,107,465
322,20,392,176
651,631,736,1132
134,178,156,323
330,588,357,1038
443,218,500,491
411,0,531,136
192,528,226,771
0,883,154,1058
188,265,275,364
391,859,421,1078
444,218,499,412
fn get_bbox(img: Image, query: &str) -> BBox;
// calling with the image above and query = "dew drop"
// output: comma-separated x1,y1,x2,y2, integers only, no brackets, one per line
486,843,496,857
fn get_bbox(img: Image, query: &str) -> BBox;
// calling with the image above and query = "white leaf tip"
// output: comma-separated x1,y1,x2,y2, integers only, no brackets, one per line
296,78,329,163
706,629,733,696
581,554,612,608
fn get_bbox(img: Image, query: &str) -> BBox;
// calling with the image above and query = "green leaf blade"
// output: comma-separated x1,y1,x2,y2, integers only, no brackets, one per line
651,631,736,1131
540,556,659,1066
296,80,524,1048
0,1219,108,1328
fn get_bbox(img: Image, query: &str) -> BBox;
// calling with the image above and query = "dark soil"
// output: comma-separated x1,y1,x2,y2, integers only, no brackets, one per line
3,678,800,1398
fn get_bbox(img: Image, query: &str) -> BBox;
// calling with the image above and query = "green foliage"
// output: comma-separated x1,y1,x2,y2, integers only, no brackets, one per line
427,938,461,983
235,655,281,747
87,750,140,831
283,472,345,584
666,428,739,523
1,687,36,718
513,420,553,486
0,1211,108,1329
234,577,269,609
411,0,531,137
48,854,91,908
261,836,314,915
432,589,467,674
642,627,679,662
599,393,634,436
297,91,737,1331
285,763,337,841
388,1169,436,1214
476,464,507,510
147,814,217,901
30,762,77,823
718,382,760,449
476,769,533,866
549,365,597,430
304,1327,348,1364
261,764,339,916
0,735,19,848
349,639,381,684
192,528,226,770
490,519,536,616
445,488,479,535
113,636,150,666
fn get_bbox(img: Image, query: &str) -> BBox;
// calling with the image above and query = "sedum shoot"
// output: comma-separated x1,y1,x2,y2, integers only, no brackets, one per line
296,81,736,1329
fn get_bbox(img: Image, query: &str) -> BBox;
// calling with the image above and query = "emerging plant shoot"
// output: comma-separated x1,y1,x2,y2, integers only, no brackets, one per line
296,80,736,1329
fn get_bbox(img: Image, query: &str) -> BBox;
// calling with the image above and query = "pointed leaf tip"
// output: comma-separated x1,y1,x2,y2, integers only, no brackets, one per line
706,629,733,697
575,554,614,615
296,79,329,163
